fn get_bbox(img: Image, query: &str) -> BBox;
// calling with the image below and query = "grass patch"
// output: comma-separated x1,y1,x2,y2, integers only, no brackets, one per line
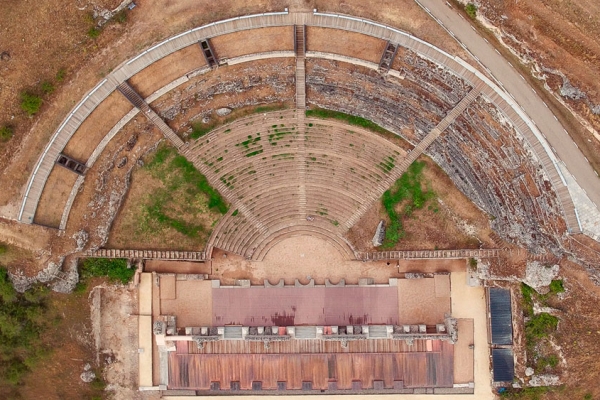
549,279,564,295
41,81,55,95
55,68,67,82
80,258,134,284
500,386,554,399
0,243,7,255
306,108,390,135
380,160,435,248
20,92,43,115
127,145,228,243
536,354,559,372
521,283,535,317
468,257,477,270
190,122,213,139
87,27,101,38
526,312,558,340
0,126,13,142
465,3,477,19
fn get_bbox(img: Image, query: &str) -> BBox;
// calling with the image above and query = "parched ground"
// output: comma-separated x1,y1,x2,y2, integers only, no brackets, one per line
471,0,600,174
346,155,497,252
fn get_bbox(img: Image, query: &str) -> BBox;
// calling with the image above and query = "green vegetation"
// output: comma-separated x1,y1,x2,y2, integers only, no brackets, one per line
20,92,43,116
138,145,227,240
380,161,435,248
465,3,477,19
55,68,67,82
306,108,390,136
526,312,558,340
190,122,213,139
499,386,554,399
378,155,396,173
536,354,559,371
87,27,101,38
549,279,565,295
468,257,477,270
41,81,55,95
113,10,127,24
0,126,13,142
80,258,134,284
521,283,535,316
0,267,51,388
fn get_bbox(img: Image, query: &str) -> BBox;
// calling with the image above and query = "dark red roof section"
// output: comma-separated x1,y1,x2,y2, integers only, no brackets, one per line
168,339,454,390
212,286,399,326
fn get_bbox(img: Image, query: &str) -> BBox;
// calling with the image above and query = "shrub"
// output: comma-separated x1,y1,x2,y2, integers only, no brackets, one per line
468,258,477,270
113,10,127,24
190,122,213,139
55,68,66,82
549,279,564,295
20,92,42,115
521,283,535,316
87,27,101,38
80,258,134,284
0,126,13,142
526,312,558,339
465,3,477,19
41,81,55,95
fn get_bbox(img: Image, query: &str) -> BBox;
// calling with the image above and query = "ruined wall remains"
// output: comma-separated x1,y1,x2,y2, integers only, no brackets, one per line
306,56,565,253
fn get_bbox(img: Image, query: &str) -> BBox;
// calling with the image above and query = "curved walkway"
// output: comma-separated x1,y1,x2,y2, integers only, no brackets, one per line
19,10,581,238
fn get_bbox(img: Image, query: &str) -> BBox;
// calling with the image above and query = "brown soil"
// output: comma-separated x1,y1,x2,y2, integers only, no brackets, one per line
63,90,134,162
346,155,496,251
144,260,211,274
211,237,402,286
474,0,600,173
211,26,295,59
60,116,164,253
307,27,388,64
34,165,80,228
128,44,207,98
15,288,99,400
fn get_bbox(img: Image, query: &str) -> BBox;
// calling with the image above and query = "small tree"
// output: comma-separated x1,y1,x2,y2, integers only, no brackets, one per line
20,92,42,116
465,3,478,19
0,126,13,142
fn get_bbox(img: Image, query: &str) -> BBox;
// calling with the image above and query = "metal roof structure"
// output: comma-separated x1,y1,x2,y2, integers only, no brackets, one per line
212,286,399,326
492,348,514,382
489,287,513,345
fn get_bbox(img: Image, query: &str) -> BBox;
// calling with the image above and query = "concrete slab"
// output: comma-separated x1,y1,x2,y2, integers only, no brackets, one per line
138,315,153,387
454,319,475,384
434,274,451,298
139,273,152,316
450,271,494,399
397,278,450,325
160,275,176,300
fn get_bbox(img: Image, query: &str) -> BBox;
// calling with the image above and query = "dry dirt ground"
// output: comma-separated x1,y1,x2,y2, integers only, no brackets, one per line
470,0,600,174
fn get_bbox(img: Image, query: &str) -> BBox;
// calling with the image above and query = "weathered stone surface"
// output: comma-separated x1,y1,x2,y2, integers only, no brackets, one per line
372,220,386,247
523,262,559,291
216,107,233,116
529,374,560,387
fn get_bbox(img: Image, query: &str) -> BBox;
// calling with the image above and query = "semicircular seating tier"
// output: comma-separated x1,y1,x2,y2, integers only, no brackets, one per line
182,110,412,260
21,10,579,255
